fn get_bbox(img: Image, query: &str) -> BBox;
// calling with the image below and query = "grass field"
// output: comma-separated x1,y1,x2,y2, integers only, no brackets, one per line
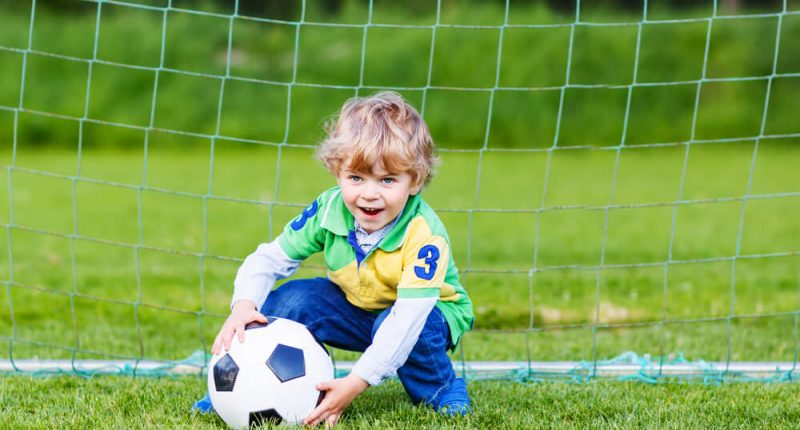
3,375,800,429
1,141,798,365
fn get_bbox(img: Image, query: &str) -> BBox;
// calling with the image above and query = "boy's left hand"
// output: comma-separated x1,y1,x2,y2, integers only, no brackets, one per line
304,373,369,428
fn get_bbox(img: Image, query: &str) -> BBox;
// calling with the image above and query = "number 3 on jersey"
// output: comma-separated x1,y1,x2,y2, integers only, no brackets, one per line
290,200,318,231
414,244,440,281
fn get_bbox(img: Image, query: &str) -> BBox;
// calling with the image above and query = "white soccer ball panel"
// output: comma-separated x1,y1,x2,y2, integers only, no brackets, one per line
207,317,334,428
210,361,282,428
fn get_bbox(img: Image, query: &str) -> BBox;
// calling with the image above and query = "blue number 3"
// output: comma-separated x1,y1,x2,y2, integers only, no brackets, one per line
414,245,440,281
290,200,318,231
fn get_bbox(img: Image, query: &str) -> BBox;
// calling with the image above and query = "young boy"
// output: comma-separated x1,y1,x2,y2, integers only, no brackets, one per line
198,91,474,427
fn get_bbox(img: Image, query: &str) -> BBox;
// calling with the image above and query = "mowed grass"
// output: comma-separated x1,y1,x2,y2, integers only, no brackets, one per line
2,375,800,429
1,140,799,365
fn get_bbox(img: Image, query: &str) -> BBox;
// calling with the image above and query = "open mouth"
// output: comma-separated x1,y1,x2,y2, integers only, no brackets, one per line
360,207,384,216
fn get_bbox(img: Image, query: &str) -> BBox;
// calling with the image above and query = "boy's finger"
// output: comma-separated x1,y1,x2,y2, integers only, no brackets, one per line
222,330,234,351
236,325,246,342
304,403,328,426
316,382,332,391
302,412,317,426
325,413,339,429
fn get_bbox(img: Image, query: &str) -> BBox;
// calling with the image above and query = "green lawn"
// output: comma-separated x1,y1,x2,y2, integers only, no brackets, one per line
1,142,799,366
2,375,800,429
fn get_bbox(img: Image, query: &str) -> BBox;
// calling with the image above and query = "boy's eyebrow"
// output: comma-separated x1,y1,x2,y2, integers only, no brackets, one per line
342,166,400,177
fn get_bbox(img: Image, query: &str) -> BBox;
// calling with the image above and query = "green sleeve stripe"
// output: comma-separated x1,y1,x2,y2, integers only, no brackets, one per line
277,234,304,261
398,288,440,299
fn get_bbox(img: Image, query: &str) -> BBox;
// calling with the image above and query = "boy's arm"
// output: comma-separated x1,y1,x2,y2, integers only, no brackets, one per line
213,239,302,355
216,195,327,356
306,235,450,426
349,296,438,384
233,194,327,311
350,234,451,384
304,297,437,428
230,240,302,310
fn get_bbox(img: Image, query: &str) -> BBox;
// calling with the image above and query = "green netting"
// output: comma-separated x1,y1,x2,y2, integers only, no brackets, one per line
1,0,799,383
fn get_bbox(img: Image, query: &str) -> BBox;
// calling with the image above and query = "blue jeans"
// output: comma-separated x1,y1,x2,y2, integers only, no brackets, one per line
194,277,470,415
262,278,469,413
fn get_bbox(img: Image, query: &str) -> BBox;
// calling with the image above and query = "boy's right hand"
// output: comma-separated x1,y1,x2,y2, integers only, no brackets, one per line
211,300,268,355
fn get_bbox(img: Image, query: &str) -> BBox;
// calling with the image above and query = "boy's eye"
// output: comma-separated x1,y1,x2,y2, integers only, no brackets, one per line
349,175,362,182
381,177,396,184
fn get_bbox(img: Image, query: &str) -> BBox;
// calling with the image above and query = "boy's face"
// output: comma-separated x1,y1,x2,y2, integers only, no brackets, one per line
337,161,422,234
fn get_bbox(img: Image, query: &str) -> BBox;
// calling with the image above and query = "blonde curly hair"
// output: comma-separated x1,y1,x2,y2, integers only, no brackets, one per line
316,91,439,189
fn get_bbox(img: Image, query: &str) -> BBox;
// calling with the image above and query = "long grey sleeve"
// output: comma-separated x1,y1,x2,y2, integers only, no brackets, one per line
230,240,302,310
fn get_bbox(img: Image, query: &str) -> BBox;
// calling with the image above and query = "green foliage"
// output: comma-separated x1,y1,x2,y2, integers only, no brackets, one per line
1,4,798,149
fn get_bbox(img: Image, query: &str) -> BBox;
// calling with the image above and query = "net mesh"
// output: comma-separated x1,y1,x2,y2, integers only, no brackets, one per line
1,0,799,382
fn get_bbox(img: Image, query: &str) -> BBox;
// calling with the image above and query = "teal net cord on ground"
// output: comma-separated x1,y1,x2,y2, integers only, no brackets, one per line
1,0,799,387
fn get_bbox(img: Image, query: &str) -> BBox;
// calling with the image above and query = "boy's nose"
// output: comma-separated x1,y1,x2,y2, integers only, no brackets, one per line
362,182,380,199
362,190,380,200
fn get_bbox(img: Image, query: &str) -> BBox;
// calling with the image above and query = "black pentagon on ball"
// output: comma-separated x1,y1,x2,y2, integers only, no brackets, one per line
244,321,267,330
244,316,278,330
213,353,239,392
266,344,305,383
249,408,282,426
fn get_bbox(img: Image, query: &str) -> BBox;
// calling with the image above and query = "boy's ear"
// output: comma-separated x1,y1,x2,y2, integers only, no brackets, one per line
410,181,423,195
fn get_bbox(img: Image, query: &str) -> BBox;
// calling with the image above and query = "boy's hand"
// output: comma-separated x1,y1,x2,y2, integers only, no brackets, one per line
304,374,369,428
211,300,267,355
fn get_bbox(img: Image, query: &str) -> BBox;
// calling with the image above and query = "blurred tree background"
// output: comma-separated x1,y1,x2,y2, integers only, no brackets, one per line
1,0,797,150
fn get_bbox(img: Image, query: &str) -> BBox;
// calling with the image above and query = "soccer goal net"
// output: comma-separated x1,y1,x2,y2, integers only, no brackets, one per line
1,0,799,382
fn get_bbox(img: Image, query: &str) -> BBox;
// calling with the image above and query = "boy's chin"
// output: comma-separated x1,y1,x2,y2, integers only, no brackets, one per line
357,218,388,232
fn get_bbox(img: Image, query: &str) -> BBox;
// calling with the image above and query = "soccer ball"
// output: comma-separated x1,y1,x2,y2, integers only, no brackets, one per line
207,317,334,428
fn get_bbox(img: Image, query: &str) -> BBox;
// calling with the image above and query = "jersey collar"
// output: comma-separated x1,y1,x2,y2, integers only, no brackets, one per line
320,188,421,252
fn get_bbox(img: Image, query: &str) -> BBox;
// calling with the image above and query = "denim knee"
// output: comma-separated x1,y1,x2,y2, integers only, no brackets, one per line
260,278,330,318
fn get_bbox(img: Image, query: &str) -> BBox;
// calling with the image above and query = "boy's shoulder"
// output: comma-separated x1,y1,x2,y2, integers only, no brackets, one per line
309,186,342,212
300,186,351,235
278,187,345,260
411,195,448,237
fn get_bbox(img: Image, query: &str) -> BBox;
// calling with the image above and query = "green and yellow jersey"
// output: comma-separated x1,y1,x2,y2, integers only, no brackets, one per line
278,187,474,346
